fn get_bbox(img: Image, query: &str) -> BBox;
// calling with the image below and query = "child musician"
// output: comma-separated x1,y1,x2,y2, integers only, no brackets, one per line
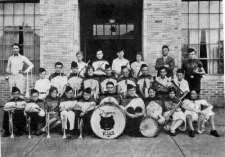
68,61,83,98
34,68,51,100
136,64,153,99
44,86,61,132
117,66,136,98
92,50,109,77
25,89,45,136
163,87,186,136
2,87,27,137
82,66,100,100
49,62,68,96
145,88,165,125
100,64,117,94
182,90,220,137
76,88,96,136
59,86,76,139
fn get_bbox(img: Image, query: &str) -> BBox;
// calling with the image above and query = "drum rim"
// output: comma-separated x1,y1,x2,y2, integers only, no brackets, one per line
90,102,126,139
139,116,159,137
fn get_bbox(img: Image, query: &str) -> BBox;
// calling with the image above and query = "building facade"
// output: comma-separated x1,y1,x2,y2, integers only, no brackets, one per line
0,0,224,106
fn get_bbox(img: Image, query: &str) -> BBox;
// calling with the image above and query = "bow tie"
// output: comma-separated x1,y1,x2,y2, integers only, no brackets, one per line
13,54,18,56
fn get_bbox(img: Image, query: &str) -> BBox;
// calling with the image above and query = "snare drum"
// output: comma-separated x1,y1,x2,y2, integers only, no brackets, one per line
139,116,159,137
90,102,126,139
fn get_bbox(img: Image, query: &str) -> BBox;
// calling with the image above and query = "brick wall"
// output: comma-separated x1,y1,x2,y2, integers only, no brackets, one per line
143,0,183,75
40,0,80,74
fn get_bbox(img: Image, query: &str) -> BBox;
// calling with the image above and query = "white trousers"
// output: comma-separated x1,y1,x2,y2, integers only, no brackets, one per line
9,74,25,93
60,110,75,130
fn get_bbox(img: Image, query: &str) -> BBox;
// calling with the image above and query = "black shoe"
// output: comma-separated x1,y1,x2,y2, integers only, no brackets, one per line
35,130,44,136
210,130,220,137
15,131,24,136
2,132,10,137
188,130,195,138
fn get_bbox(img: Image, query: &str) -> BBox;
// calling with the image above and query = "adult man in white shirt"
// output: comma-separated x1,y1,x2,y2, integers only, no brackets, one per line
6,43,33,94
112,49,130,78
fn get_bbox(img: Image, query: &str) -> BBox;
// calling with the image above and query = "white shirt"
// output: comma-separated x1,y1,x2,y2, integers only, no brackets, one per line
6,54,33,74
173,78,190,93
77,61,86,77
183,99,212,113
156,76,172,87
112,58,130,75
131,61,145,78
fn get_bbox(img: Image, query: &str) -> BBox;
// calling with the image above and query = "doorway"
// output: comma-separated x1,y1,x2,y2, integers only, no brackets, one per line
79,0,143,64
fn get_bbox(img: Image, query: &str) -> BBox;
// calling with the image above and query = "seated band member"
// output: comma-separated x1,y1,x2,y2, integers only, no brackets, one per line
92,50,109,77
112,48,130,78
136,64,153,99
117,66,136,98
145,88,165,125
76,88,96,136
76,51,87,77
25,89,46,136
34,68,51,100
131,53,145,78
44,87,61,132
82,66,100,100
163,87,186,136
99,81,121,105
68,61,83,98
121,84,145,135
100,64,117,94
154,67,172,100
59,86,76,139
49,62,67,96
2,87,27,137
155,45,175,77
172,68,190,97
182,90,220,137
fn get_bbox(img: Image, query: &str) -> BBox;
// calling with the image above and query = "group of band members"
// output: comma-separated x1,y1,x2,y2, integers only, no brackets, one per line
2,43,220,139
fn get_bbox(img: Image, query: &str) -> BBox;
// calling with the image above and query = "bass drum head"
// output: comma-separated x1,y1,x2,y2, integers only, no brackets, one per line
139,117,159,137
90,103,126,139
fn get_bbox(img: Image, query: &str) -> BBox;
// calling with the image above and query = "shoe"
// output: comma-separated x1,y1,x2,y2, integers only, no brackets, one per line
35,130,44,136
2,132,10,137
188,130,195,138
210,130,220,137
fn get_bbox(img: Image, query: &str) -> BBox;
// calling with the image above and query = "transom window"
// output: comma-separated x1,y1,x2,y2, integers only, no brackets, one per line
182,0,224,74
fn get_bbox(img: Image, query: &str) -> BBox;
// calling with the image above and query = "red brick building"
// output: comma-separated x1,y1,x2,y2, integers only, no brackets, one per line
0,0,224,106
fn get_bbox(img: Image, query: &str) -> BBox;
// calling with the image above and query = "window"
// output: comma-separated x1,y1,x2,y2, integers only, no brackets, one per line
0,2,40,74
182,0,224,74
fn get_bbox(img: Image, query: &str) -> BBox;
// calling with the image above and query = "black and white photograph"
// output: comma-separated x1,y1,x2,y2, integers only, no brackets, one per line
0,0,224,157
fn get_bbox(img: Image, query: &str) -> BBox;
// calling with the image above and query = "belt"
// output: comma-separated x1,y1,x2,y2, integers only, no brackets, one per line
39,92,47,94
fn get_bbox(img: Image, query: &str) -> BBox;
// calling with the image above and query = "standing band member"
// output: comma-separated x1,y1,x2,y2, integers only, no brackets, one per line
68,61,83,98
112,48,130,78
34,68,51,100
182,48,205,94
155,45,175,77
49,62,68,96
136,64,153,99
131,53,145,78
76,51,87,77
2,87,27,137
100,64,117,94
6,43,34,94
92,50,109,77
182,90,220,137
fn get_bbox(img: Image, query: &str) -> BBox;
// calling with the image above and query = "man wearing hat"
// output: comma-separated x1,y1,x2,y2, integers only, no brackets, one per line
182,48,205,94
112,48,130,78
6,43,34,94
67,61,83,98
100,64,118,94
2,87,27,137
136,64,153,99
155,45,175,77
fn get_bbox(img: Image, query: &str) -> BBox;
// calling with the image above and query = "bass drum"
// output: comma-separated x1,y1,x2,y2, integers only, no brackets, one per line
90,102,126,139
139,116,159,137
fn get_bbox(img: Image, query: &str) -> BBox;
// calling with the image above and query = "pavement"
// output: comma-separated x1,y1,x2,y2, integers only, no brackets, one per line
1,108,225,157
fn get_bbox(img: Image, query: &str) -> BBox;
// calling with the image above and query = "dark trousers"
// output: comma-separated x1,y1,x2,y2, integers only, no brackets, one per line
187,77,201,94
27,112,45,131
2,110,26,134
125,116,143,136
